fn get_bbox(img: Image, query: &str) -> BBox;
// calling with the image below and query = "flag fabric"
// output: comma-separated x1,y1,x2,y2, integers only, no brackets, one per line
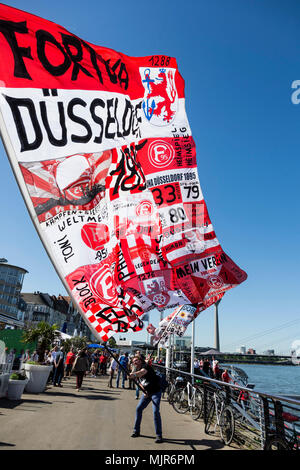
0,5,247,342
147,296,223,346
147,305,198,346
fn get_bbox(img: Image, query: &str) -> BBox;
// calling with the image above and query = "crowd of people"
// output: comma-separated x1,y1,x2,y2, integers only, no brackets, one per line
43,346,112,391
6,345,113,391
5,345,238,444
193,356,231,383
7,346,231,387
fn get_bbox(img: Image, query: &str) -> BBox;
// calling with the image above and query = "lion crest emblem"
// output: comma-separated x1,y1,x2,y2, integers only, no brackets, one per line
140,67,178,126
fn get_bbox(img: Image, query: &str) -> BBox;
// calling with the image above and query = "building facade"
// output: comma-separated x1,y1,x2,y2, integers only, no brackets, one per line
0,260,28,328
174,336,191,350
19,292,92,339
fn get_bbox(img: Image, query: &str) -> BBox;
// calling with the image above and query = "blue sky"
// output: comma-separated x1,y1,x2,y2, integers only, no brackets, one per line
0,0,299,354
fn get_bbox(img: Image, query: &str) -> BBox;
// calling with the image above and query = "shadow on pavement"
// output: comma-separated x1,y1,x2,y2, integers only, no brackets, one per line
43,390,118,401
140,434,225,450
0,442,15,447
0,398,52,409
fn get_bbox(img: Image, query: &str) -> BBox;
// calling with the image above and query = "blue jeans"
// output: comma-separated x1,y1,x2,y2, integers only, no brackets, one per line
116,369,127,388
135,384,140,399
134,390,162,437
52,365,64,385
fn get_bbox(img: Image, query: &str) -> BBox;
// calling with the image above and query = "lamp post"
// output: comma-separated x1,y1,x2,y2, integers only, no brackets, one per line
214,299,221,351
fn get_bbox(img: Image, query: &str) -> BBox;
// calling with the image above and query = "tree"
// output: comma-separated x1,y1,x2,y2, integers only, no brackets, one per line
71,336,88,350
22,321,61,363
108,337,117,348
61,337,72,352
61,336,88,352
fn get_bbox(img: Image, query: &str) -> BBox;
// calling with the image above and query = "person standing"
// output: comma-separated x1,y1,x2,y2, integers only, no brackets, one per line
146,353,153,366
129,355,163,443
99,352,108,375
90,356,97,378
213,360,221,380
52,346,65,387
107,354,118,388
72,349,90,391
116,352,129,388
94,351,100,375
65,348,76,378
130,357,140,400
23,349,31,362
30,350,39,362
128,356,135,390
202,357,211,376
221,369,231,383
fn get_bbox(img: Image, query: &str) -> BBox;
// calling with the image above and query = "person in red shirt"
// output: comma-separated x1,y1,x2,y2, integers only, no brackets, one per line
213,360,221,380
65,348,76,378
99,353,108,375
146,353,153,366
221,369,231,383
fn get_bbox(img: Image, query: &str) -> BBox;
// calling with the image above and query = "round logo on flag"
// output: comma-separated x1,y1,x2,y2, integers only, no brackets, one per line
208,275,224,290
148,140,174,168
150,292,170,308
81,223,110,251
136,200,154,217
90,264,119,306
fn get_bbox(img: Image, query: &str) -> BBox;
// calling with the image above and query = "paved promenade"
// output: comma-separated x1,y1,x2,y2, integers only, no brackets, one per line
0,374,234,451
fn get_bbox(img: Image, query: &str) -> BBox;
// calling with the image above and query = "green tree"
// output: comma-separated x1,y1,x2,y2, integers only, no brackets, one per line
60,336,88,353
107,337,117,348
61,337,72,352
22,321,61,363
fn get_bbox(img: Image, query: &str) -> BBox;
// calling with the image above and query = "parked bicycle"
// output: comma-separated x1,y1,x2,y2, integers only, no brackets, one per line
205,389,235,445
172,379,204,420
167,375,186,404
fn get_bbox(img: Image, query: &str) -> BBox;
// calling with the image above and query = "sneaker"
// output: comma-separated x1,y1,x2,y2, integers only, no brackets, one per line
155,436,163,443
131,432,140,438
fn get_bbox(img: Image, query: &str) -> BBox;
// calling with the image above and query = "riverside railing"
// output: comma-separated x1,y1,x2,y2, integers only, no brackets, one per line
152,364,300,451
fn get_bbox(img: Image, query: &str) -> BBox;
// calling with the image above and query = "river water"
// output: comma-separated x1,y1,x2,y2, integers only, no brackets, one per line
224,363,300,398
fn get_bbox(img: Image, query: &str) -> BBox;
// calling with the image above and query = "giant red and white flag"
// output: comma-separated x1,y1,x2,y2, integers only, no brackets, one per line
0,4,247,342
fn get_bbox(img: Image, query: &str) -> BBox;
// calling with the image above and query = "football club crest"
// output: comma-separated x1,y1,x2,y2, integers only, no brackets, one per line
140,67,178,126
148,140,175,168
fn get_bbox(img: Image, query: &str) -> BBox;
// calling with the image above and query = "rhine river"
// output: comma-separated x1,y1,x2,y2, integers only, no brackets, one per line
224,363,300,398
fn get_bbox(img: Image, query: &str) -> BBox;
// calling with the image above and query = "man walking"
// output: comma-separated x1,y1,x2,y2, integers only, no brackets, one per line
129,355,163,443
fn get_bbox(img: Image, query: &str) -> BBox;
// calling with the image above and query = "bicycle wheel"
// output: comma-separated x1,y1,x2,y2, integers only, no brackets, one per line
264,436,290,450
220,406,235,445
172,390,189,414
195,390,204,418
167,385,175,403
205,401,216,433
190,390,204,420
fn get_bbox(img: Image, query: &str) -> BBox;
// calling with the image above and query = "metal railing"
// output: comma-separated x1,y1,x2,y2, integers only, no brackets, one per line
153,364,300,450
